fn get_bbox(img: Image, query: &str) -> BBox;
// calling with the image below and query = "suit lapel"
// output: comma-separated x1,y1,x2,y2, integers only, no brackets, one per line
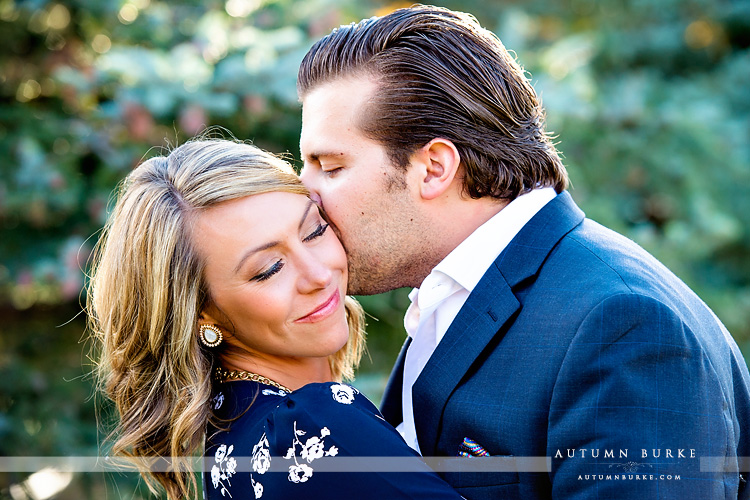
495,191,584,288
413,267,518,454
380,336,410,426
412,191,585,454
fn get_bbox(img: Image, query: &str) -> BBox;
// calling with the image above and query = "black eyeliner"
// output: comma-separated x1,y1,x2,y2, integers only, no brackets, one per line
302,223,329,242
252,260,283,282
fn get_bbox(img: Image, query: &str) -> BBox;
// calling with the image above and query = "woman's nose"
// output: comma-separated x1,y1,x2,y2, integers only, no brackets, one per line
297,252,333,293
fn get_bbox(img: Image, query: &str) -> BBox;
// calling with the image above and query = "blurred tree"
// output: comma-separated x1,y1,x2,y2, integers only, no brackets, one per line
1,0,749,497
485,0,750,355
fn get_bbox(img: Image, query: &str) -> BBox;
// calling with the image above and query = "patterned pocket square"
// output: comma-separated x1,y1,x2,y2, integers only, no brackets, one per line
458,437,491,457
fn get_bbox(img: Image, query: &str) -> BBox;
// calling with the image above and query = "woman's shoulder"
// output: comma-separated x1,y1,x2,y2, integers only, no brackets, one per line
204,381,384,498
204,381,462,500
210,380,377,419
207,381,380,444
267,382,386,440
286,381,378,412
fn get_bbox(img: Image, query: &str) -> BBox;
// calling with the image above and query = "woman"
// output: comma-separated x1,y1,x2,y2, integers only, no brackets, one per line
88,138,462,499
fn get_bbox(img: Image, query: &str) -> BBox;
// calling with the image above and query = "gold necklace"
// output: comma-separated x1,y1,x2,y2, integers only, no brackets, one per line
214,367,292,393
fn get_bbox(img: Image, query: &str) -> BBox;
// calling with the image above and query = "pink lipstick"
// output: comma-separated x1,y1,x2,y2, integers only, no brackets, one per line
296,290,341,323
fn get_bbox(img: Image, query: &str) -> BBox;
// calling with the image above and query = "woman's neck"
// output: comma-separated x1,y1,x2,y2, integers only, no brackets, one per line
218,351,334,390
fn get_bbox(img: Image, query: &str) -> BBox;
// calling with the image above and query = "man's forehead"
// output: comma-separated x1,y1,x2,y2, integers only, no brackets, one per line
301,76,377,122
299,97,339,155
299,76,379,159
300,117,357,160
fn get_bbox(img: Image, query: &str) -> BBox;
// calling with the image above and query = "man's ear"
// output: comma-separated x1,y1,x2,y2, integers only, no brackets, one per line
415,138,461,200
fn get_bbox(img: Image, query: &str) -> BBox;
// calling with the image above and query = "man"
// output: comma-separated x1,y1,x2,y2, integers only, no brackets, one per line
298,5,750,499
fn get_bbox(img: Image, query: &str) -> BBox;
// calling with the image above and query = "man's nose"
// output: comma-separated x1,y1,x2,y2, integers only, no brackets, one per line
299,166,322,204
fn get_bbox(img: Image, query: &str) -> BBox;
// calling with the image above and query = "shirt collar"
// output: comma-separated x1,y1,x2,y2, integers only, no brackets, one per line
404,187,557,339
433,187,557,293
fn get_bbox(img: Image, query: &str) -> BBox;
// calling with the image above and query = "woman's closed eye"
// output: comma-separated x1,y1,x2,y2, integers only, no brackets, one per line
250,223,327,282
251,260,284,282
302,223,329,243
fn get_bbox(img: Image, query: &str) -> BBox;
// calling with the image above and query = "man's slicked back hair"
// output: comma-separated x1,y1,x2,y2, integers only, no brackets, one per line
298,5,568,200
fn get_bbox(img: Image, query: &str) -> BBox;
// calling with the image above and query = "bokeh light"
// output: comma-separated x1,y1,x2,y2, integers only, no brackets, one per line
118,3,139,24
91,33,112,54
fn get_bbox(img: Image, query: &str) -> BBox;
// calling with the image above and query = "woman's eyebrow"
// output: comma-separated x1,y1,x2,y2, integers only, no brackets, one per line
298,199,315,231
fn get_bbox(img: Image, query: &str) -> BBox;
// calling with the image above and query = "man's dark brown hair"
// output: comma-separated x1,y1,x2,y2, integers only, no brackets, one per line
298,5,568,200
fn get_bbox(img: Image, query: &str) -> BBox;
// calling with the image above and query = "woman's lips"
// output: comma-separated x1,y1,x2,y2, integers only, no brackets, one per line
296,289,341,323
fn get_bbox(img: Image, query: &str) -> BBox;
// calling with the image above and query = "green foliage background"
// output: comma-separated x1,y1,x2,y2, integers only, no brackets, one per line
1,0,748,497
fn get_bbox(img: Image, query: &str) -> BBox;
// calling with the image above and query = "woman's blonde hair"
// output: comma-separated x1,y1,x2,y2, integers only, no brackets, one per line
87,137,365,499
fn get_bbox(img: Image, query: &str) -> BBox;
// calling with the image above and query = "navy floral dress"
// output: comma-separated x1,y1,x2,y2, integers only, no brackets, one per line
203,380,462,499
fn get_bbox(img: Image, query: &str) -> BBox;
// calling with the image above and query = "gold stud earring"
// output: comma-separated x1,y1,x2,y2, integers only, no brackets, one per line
199,324,223,348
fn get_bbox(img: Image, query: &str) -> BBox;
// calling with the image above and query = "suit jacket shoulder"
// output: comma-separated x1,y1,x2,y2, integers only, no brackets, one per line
398,191,750,500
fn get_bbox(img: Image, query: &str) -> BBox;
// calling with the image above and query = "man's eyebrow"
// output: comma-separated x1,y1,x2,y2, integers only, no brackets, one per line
233,200,315,275
303,150,346,162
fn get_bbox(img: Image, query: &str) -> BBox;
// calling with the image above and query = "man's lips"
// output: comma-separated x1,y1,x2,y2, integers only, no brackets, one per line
295,289,341,323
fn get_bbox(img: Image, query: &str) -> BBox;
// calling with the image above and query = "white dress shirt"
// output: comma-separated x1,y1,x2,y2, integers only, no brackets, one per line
397,187,557,452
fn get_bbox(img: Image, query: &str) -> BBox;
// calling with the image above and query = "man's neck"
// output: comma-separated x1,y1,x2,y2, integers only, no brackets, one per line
409,197,509,288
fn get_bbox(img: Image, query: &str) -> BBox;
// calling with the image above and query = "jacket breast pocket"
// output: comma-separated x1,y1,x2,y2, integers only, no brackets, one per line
447,472,519,500
442,455,520,497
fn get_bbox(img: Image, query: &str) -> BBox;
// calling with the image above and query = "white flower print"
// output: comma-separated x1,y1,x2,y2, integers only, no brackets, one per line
251,433,271,474
300,436,325,463
288,463,314,483
215,444,228,462
226,457,237,475
211,465,221,488
330,384,358,404
249,433,271,498
210,444,235,497
262,389,287,397
283,421,338,485
211,392,225,410
251,476,264,499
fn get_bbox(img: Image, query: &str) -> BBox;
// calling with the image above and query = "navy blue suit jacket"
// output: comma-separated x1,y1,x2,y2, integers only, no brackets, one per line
381,191,750,499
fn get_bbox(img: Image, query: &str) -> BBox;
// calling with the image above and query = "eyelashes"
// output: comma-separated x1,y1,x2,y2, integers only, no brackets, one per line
251,223,329,282
253,260,283,282
323,167,342,177
303,222,329,242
